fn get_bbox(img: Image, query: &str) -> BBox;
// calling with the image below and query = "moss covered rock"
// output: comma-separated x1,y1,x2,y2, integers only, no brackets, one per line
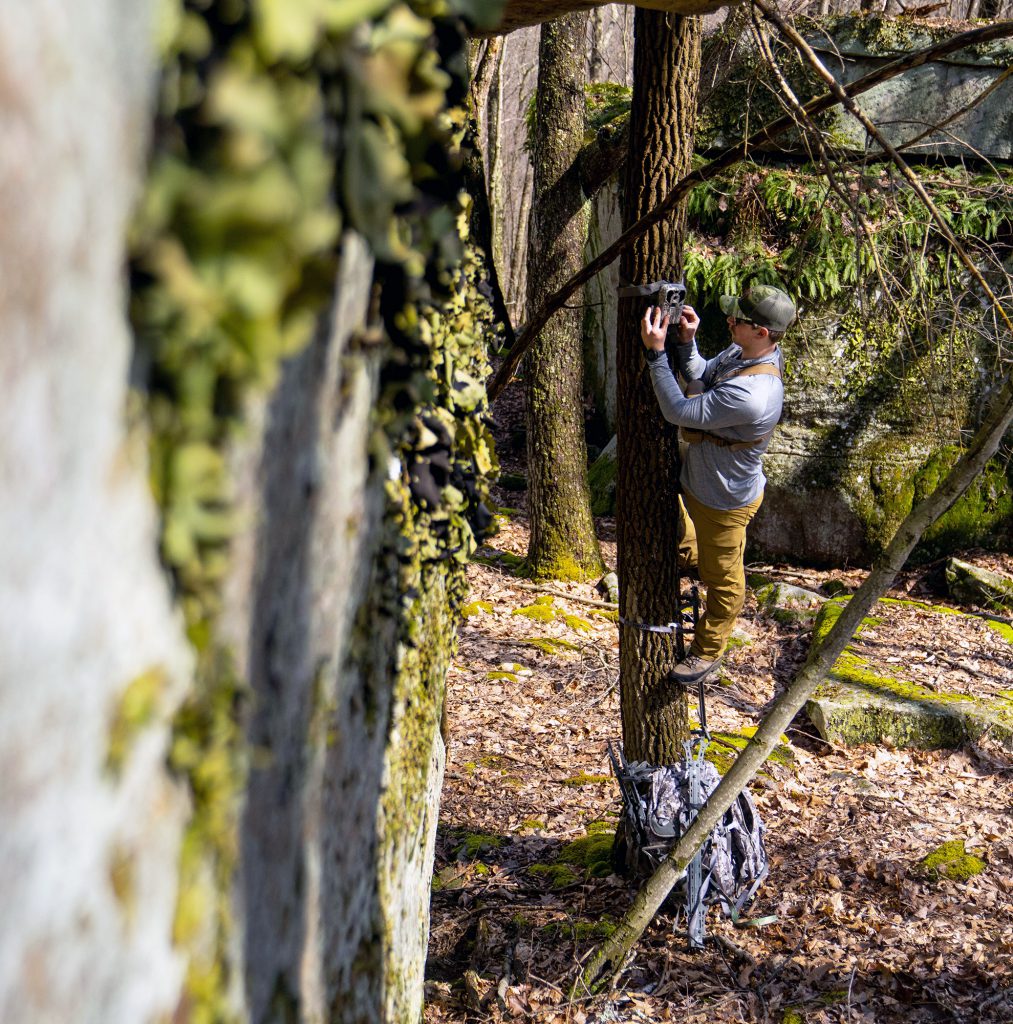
916,840,987,883
805,601,1013,752
946,558,1013,611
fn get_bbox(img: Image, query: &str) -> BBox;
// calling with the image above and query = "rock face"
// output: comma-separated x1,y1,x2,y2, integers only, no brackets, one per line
0,5,190,1022
812,20,1013,162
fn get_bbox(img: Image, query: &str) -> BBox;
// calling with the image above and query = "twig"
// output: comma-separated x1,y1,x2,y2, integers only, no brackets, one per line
513,581,618,610
707,932,757,965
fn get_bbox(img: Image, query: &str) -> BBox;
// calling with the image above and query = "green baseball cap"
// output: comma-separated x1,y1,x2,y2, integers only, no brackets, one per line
719,285,796,333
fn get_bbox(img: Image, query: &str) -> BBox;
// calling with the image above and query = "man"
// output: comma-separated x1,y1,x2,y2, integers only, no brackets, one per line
640,284,796,684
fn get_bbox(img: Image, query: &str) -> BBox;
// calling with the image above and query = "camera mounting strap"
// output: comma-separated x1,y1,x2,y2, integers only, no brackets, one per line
617,279,684,298
617,615,681,634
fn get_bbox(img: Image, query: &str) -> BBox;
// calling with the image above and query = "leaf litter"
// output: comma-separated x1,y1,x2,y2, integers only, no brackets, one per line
426,503,1013,1024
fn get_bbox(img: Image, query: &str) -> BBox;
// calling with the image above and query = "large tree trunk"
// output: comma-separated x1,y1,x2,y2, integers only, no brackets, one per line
616,11,702,763
524,12,605,581
0,4,190,1021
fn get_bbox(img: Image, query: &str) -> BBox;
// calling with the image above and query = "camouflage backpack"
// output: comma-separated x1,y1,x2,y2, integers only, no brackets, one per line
609,738,769,946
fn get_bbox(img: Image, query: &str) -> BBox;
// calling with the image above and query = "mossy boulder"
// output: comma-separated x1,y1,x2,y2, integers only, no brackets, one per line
754,582,826,627
916,840,987,883
946,558,1013,612
805,601,1013,752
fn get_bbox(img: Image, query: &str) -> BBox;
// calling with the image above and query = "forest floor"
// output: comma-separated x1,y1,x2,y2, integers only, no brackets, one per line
423,492,1013,1024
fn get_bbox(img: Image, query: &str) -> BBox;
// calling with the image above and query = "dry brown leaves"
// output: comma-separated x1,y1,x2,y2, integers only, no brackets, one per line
425,508,1013,1024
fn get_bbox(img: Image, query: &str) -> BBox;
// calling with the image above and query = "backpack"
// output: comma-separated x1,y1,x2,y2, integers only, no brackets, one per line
608,738,769,946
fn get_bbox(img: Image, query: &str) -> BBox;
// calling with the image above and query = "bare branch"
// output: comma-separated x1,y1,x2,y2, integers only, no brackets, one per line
754,0,1013,338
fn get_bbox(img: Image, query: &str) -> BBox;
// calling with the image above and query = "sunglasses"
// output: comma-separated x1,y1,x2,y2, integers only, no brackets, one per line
728,316,761,329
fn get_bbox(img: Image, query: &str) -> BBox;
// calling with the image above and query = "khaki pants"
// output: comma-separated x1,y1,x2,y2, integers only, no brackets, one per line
680,490,763,660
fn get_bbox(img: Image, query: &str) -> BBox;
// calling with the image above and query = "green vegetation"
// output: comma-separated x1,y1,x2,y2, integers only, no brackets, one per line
456,832,504,859
562,772,611,788
106,666,167,777
528,863,580,888
523,637,580,655
705,727,794,776
462,600,493,617
916,840,986,882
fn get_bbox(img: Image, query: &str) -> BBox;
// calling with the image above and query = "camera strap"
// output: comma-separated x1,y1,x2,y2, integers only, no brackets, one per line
617,280,685,299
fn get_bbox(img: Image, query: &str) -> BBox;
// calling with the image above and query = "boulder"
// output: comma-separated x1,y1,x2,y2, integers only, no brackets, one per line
754,581,826,627
946,557,1013,611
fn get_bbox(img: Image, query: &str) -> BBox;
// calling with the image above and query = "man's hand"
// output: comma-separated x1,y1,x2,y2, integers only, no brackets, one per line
677,304,699,344
640,306,669,351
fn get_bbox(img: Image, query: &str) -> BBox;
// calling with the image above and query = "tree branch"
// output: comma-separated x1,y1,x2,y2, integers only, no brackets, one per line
753,0,1013,338
487,18,1013,404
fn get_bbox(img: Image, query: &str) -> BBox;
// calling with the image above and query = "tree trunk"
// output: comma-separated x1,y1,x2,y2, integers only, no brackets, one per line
524,12,605,581
616,10,701,764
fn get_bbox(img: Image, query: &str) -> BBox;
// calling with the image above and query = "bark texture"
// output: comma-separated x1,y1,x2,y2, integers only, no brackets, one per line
616,11,701,764
0,4,190,1022
525,12,605,580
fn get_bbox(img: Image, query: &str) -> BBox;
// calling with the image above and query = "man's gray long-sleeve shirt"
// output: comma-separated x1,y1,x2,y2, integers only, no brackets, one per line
647,340,783,510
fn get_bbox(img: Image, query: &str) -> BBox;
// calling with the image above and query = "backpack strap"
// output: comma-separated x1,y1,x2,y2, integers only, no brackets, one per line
682,360,782,450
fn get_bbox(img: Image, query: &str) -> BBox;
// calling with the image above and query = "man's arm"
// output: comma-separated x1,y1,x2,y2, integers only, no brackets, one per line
646,368,769,431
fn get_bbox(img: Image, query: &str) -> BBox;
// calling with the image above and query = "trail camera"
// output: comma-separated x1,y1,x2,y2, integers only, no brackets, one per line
618,279,686,326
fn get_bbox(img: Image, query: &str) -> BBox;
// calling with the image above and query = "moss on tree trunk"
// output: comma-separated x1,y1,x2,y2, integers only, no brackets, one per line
524,11,605,583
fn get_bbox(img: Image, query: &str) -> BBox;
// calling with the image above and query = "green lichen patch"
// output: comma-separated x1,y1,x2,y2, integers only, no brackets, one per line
561,613,593,632
486,662,531,683
584,819,615,835
781,1009,806,1024
706,727,795,776
522,636,580,655
462,599,493,617
916,840,987,883
512,600,558,623
559,833,614,878
456,832,504,860
561,771,611,788
542,916,618,942
591,608,619,623
516,819,546,832
106,666,167,778
472,549,526,574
